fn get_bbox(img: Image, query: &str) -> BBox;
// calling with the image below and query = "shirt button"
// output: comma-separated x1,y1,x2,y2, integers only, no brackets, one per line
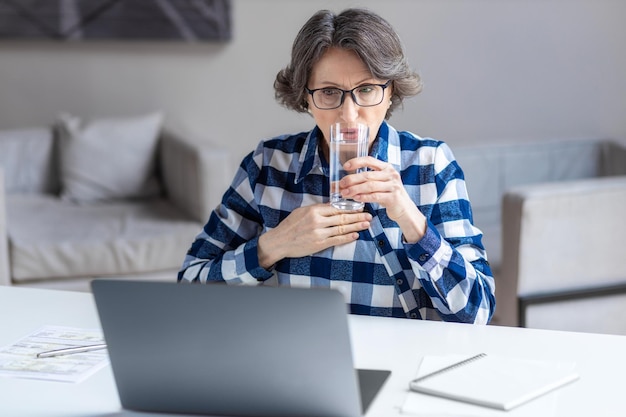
410,312,418,319
396,278,403,286
378,240,385,247
418,253,430,262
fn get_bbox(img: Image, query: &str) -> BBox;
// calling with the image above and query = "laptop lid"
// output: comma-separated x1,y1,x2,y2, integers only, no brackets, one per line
91,280,390,417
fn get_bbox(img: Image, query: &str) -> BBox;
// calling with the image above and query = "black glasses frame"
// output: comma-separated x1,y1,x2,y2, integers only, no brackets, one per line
306,80,392,110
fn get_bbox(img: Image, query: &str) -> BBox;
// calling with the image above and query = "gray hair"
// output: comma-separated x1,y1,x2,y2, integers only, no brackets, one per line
274,8,422,119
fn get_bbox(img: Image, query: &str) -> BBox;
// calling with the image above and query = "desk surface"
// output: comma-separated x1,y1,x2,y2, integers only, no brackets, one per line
1,285,625,417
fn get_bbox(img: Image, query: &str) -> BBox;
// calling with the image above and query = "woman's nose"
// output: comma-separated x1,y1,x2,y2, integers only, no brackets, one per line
339,93,359,122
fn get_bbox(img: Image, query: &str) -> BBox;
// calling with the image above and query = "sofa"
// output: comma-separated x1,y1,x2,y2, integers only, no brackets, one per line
454,138,626,334
0,113,232,292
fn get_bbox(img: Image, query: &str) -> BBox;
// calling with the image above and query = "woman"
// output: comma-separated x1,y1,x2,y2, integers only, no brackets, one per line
179,8,496,324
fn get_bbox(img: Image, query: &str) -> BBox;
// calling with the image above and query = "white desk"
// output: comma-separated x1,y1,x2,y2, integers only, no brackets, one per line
1,285,624,417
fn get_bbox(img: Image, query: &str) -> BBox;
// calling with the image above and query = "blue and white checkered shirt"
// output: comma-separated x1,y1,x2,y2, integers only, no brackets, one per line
179,122,495,324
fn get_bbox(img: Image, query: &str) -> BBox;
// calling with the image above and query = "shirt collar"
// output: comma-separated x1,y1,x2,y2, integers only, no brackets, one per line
294,126,323,184
375,121,402,171
369,121,389,163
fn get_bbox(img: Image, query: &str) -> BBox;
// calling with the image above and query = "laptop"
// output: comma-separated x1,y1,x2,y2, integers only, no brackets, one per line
91,279,391,417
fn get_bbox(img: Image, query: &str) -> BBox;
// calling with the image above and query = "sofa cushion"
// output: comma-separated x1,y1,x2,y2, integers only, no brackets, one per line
57,112,163,203
6,194,200,282
0,127,58,194
502,140,601,190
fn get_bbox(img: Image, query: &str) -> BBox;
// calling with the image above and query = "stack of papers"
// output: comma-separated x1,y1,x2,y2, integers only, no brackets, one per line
0,325,109,383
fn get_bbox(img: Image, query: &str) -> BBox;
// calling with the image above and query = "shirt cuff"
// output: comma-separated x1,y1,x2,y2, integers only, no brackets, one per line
403,220,442,266
243,236,275,281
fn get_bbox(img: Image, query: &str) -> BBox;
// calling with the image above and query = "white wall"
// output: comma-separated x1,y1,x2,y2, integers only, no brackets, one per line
1,0,625,166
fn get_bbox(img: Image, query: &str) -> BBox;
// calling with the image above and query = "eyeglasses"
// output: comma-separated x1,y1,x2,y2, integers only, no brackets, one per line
306,80,391,110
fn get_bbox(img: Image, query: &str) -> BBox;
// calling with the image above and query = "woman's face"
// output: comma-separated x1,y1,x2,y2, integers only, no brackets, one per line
307,47,392,149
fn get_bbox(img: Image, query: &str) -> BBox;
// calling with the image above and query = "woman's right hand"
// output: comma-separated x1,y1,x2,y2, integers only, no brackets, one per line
257,203,372,269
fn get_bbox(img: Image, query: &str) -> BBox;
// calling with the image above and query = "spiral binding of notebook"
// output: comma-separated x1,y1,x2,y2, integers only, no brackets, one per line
410,353,486,384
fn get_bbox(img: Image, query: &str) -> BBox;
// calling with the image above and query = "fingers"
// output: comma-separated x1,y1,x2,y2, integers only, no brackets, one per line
325,232,361,248
297,203,371,236
328,209,372,228
338,157,404,205
312,203,370,222
329,218,370,237
344,155,385,171
342,157,397,185
317,205,371,240
340,169,399,198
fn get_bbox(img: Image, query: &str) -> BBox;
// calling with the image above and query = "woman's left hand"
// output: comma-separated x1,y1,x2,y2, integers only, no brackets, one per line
340,156,427,242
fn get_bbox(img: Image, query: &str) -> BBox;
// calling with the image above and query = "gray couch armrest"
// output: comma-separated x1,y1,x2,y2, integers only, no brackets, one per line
159,132,233,223
0,167,11,285
498,176,626,328
600,139,626,177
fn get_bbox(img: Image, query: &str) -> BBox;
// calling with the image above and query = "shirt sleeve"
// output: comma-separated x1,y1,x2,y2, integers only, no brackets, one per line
177,147,273,284
404,143,496,324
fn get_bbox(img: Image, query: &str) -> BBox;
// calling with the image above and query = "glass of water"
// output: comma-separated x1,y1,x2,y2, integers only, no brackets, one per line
329,122,369,211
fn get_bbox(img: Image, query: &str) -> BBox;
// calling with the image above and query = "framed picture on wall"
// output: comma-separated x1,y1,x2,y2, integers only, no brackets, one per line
0,0,231,41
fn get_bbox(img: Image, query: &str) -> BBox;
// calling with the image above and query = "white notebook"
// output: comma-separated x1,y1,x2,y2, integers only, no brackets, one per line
408,353,579,411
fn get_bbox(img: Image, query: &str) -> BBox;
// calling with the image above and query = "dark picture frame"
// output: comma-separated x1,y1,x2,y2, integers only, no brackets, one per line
0,0,231,41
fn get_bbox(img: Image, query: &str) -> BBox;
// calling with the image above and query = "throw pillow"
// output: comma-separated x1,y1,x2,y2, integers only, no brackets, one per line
57,112,164,203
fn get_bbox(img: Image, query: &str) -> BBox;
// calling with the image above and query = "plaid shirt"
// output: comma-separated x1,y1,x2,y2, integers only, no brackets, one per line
179,122,495,324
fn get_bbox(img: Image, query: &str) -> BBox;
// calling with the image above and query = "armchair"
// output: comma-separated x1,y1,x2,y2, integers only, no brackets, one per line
455,137,626,333
499,176,626,334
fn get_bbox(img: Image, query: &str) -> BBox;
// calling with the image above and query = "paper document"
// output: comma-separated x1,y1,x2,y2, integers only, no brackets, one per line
0,325,109,383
